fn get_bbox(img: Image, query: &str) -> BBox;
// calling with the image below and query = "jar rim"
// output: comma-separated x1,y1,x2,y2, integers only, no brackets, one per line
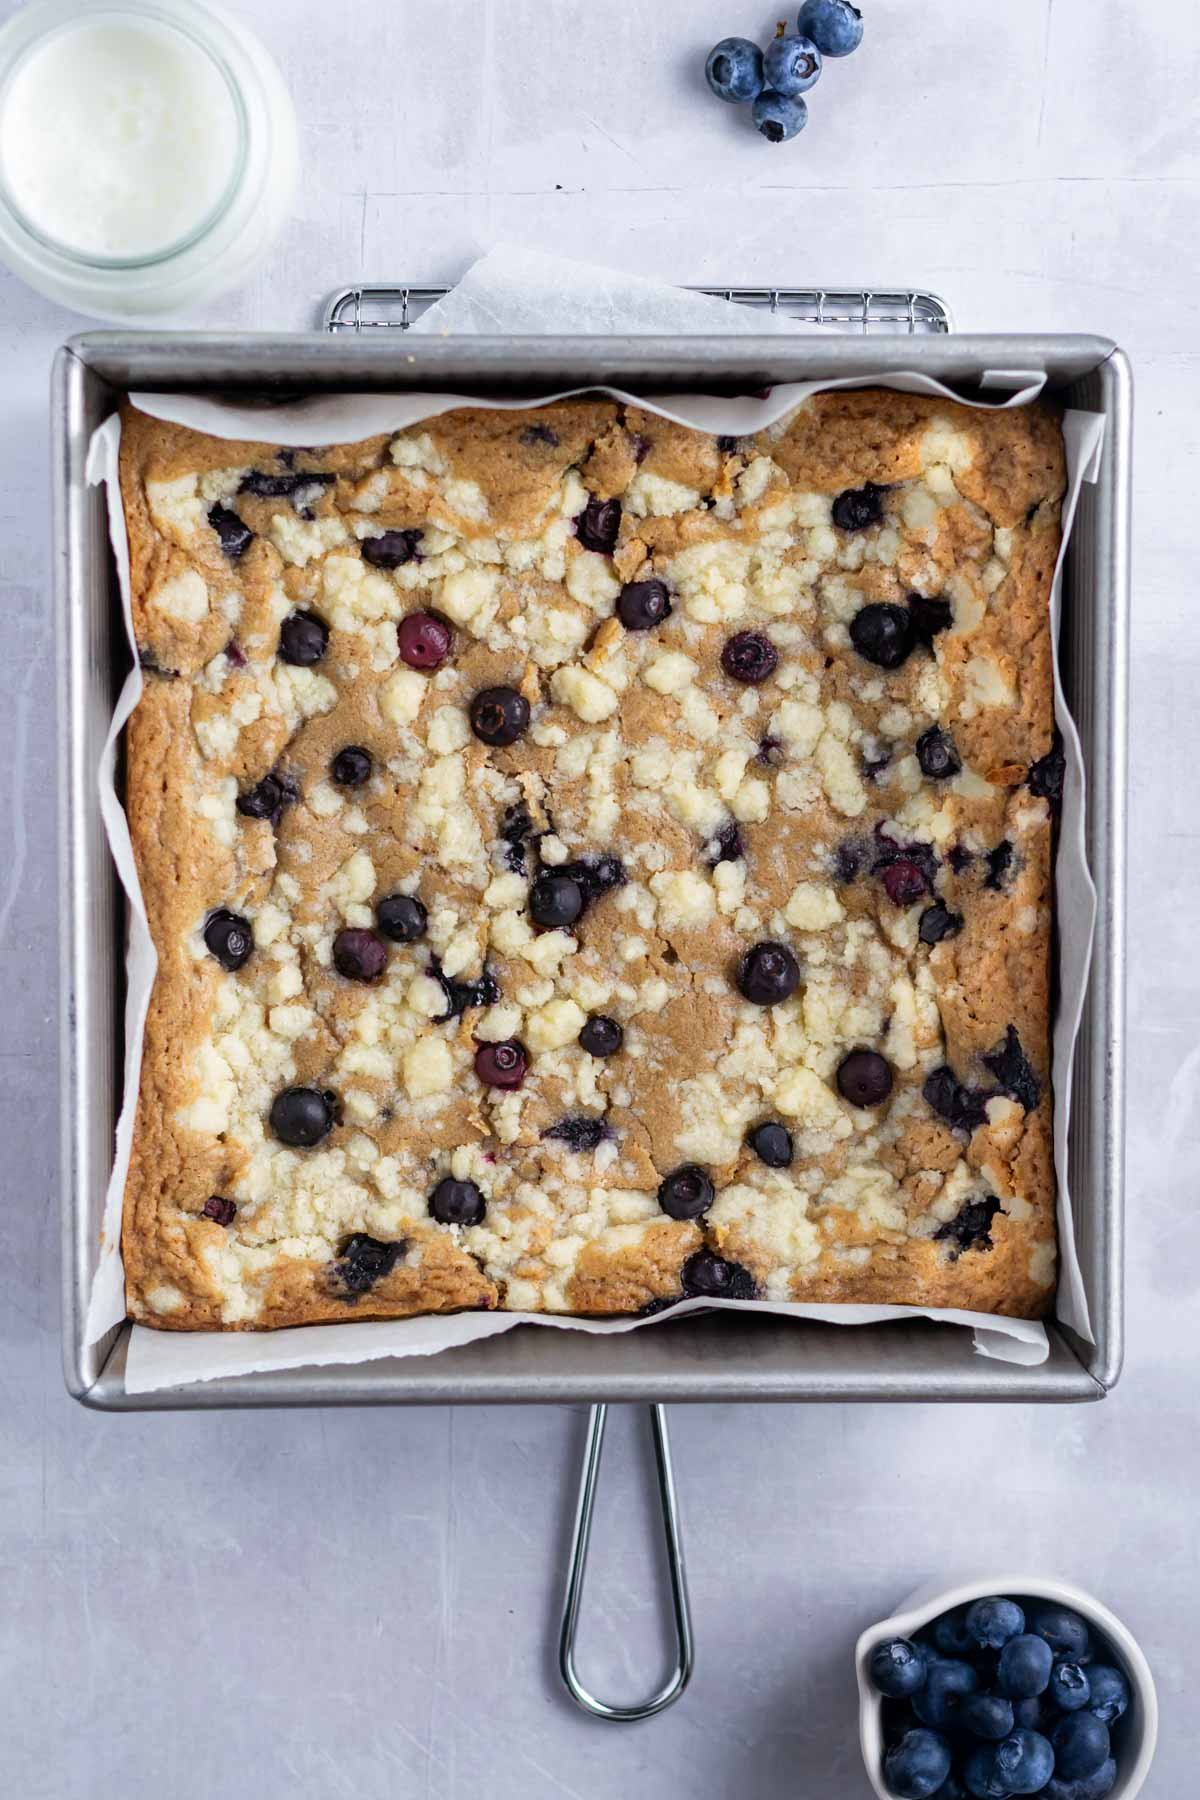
0,0,250,271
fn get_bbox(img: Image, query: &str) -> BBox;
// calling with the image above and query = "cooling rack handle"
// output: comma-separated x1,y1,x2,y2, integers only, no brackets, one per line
558,1402,694,1722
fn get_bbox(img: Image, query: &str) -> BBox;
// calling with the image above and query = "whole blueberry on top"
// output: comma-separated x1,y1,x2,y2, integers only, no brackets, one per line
203,908,253,971
967,1597,1026,1651
916,726,962,781
1029,1605,1092,1665
704,35,764,103
960,1693,1015,1743
1051,1662,1092,1712
752,89,808,143
398,611,452,671
833,481,885,531
474,1040,528,1090
737,940,801,1005
269,1085,336,1148
332,927,387,983
746,1120,793,1168
530,871,585,929
361,528,422,569
680,1250,757,1300
764,32,822,96
884,1728,951,1800
617,577,671,631
913,1658,978,1730
470,685,530,747
1050,1714,1110,1782
330,745,372,787
869,1637,927,1700
429,1176,486,1228
997,1634,1054,1701
836,1048,892,1108
278,609,329,666
657,1165,714,1220
850,602,915,669
1084,1664,1129,1725
376,893,427,943
797,0,864,58
579,1014,623,1057
721,630,779,684
236,770,295,824
574,497,621,555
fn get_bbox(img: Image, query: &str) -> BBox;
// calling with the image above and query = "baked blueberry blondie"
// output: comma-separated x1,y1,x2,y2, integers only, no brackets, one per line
118,389,1064,1329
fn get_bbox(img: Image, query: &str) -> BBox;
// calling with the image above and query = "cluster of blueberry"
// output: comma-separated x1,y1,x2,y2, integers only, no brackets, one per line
870,1596,1131,1799
705,0,863,143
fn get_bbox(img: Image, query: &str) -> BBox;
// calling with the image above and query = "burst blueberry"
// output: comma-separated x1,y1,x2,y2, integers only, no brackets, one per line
704,36,764,103
917,727,961,781
202,1196,237,1226
332,1232,404,1295
574,497,621,554
361,528,423,568
208,502,253,558
935,1195,1002,1257
919,903,963,946
833,482,885,531
681,1250,757,1300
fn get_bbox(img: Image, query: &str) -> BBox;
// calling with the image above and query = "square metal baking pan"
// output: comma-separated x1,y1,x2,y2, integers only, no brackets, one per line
54,331,1130,1409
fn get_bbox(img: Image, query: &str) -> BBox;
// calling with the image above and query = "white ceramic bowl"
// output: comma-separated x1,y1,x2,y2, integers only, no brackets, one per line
856,1575,1158,1800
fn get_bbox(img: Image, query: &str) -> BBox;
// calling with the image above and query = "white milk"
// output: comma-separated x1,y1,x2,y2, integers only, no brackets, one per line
0,15,242,261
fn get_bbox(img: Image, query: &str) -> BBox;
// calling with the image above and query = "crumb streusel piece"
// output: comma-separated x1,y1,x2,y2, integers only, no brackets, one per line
118,389,1064,1329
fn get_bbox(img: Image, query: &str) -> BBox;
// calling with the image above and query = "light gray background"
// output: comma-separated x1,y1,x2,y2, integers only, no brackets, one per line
2,1,1196,1794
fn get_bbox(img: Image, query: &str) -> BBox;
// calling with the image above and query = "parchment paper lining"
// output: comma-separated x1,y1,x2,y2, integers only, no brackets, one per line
84,363,1102,1392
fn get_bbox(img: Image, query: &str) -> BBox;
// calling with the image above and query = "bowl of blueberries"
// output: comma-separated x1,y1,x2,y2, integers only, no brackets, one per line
856,1577,1157,1800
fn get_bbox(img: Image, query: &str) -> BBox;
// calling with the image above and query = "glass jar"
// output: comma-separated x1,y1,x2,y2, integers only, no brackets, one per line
0,0,298,320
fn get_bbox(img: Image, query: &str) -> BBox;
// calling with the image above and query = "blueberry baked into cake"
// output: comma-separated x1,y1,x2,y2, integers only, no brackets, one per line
118,390,1065,1330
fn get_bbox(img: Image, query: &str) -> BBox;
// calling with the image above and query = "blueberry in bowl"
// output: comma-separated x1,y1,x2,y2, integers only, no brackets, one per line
856,1579,1157,1800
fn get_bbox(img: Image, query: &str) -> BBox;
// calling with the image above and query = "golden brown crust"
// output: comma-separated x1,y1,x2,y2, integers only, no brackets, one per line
118,389,1062,1330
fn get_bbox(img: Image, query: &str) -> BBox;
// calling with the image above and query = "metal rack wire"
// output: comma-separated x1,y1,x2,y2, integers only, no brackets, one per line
323,284,951,335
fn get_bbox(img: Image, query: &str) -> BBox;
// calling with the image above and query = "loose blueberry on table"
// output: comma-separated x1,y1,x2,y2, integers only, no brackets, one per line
868,1597,1130,1800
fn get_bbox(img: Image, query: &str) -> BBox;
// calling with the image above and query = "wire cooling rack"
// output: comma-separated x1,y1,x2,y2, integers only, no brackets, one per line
323,284,951,334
